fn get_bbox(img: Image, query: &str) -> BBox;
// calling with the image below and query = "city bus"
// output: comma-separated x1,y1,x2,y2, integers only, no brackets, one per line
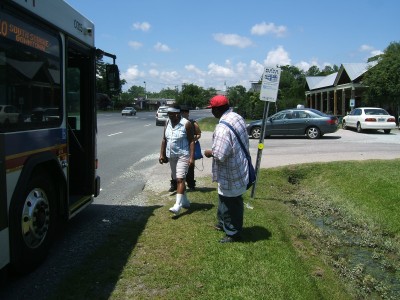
0,0,119,273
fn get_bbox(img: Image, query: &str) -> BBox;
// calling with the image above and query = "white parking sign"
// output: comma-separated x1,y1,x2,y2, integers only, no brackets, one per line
260,67,281,102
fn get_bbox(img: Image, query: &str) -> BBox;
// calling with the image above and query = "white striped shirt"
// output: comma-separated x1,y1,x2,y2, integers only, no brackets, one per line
211,109,248,196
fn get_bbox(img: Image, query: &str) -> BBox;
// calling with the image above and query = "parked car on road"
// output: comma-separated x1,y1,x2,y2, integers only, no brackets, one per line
31,107,60,123
0,105,22,124
121,107,136,116
342,107,396,134
156,106,169,126
246,108,339,139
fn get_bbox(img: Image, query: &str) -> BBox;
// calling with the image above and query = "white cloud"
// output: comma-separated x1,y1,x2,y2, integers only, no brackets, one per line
185,64,206,76
121,65,145,87
154,42,171,52
296,61,312,71
251,22,287,37
249,60,265,77
128,41,143,50
371,50,384,56
264,45,291,66
360,44,374,52
359,44,384,59
159,70,180,83
213,33,253,48
132,22,151,32
148,69,160,77
236,62,247,73
207,62,235,77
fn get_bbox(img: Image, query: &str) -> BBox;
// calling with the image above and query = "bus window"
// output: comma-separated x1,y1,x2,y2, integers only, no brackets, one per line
0,10,62,132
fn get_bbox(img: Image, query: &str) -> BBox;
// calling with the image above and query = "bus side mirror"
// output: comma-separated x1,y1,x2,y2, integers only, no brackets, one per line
106,64,121,93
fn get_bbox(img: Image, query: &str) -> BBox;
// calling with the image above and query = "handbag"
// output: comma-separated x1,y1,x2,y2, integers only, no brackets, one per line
194,141,203,160
220,121,256,190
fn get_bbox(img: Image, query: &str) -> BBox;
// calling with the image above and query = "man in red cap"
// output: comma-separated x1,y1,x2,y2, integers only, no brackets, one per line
204,95,249,243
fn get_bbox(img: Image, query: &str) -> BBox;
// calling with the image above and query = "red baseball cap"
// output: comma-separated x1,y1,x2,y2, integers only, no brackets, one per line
207,95,229,108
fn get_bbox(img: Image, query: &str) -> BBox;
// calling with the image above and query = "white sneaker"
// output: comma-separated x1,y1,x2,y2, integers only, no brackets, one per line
169,203,181,214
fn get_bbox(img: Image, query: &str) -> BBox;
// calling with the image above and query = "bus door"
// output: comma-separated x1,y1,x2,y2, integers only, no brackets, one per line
66,39,98,213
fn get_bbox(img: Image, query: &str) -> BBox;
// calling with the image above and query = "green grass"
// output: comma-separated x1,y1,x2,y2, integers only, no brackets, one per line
197,117,218,131
49,159,400,300
197,117,254,132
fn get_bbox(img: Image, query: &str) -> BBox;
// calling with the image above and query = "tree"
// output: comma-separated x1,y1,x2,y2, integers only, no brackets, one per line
306,65,320,76
127,85,146,98
155,87,177,99
363,41,400,115
227,85,247,108
278,65,306,109
177,83,204,108
320,64,339,75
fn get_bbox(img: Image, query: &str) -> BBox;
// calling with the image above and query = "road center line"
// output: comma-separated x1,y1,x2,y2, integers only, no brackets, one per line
108,132,123,136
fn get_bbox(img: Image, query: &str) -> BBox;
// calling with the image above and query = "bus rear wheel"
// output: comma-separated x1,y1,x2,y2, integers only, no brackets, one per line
9,172,57,274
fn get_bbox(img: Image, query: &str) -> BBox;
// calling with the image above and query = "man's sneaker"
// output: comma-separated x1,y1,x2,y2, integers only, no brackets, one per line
168,186,176,192
214,224,223,231
187,186,196,191
219,235,240,243
169,203,181,214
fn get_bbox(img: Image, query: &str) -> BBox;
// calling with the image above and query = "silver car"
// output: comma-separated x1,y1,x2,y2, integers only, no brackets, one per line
121,107,136,116
156,106,169,126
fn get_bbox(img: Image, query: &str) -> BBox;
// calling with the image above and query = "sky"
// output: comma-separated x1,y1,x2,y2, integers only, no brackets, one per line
65,0,399,93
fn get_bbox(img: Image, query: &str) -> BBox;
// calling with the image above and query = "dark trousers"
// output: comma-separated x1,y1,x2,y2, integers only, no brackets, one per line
217,194,244,237
186,165,195,187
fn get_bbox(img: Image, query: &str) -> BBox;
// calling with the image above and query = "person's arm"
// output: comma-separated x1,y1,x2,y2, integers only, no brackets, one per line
159,123,168,164
193,121,201,141
185,121,195,167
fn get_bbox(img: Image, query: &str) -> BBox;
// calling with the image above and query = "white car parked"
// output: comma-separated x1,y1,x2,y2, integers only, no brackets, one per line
0,105,21,124
342,107,397,134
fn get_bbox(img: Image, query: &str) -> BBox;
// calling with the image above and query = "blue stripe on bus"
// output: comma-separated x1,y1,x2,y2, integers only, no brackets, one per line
4,128,67,157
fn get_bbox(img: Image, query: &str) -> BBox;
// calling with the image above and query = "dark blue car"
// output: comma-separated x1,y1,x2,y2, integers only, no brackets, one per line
246,108,339,139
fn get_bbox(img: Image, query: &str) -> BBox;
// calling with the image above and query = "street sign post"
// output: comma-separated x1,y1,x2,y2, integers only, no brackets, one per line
251,67,281,199
260,67,281,102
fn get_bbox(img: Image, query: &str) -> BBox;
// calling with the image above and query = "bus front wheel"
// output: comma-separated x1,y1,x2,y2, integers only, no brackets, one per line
9,172,57,274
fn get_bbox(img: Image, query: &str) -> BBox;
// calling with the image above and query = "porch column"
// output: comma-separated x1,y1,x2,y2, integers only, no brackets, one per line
320,92,324,112
326,91,330,114
334,90,337,116
341,89,346,115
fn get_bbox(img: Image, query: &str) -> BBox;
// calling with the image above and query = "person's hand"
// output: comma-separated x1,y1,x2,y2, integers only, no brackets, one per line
159,156,168,164
189,158,195,168
204,149,213,158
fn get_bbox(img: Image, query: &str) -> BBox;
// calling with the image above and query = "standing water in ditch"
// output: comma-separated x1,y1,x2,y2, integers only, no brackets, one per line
288,191,399,299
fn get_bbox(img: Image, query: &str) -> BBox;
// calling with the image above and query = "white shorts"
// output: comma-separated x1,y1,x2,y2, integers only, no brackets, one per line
169,156,189,179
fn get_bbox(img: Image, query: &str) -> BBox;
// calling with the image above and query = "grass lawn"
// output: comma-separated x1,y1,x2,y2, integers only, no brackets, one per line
49,159,400,300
